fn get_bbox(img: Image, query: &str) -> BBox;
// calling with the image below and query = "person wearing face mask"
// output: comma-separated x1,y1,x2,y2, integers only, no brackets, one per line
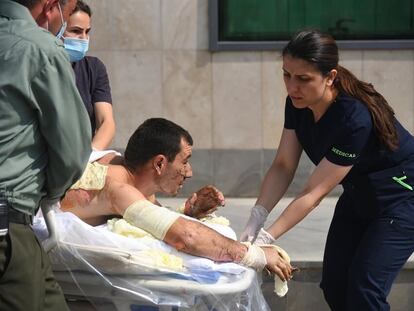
0,0,91,309
63,0,116,151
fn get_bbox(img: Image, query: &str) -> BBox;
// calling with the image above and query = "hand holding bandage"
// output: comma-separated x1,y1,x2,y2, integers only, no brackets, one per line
266,245,292,297
240,242,293,297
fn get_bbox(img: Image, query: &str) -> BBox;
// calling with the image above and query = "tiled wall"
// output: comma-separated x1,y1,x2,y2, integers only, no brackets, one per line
87,0,414,197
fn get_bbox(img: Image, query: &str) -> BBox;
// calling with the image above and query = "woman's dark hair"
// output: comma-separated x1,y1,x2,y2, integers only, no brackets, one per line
124,118,193,171
283,30,398,150
72,0,92,17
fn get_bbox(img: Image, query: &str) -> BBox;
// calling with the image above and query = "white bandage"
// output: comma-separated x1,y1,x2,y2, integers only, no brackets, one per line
70,162,108,190
239,242,267,271
123,200,180,240
273,245,290,297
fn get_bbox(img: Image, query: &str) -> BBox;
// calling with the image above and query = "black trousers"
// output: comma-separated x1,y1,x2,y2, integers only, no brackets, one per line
320,193,414,310
0,222,69,311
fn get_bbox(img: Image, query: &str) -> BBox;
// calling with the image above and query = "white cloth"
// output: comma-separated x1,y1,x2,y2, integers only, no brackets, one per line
88,150,121,163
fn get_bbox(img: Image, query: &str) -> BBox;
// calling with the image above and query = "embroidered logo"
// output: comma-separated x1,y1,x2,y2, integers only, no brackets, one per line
331,147,356,158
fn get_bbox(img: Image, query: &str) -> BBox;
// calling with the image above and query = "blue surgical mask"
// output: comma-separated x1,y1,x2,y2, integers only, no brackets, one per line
64,37,89,62
55,3,67,39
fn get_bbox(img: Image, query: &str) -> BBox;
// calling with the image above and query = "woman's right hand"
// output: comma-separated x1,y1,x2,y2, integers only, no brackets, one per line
239,205,269,242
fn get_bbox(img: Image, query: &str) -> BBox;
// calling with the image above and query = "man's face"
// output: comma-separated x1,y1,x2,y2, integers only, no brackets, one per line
48,0,77,36
158,138,193,196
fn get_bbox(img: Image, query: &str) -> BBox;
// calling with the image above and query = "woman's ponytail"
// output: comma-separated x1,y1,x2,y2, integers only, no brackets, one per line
335,66,398,150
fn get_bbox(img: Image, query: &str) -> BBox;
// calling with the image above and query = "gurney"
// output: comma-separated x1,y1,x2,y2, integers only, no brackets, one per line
34,203,269,311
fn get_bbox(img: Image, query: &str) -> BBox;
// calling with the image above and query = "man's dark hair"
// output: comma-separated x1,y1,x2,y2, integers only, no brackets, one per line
72,0,92,17
124,118,193,171
14,0,68,9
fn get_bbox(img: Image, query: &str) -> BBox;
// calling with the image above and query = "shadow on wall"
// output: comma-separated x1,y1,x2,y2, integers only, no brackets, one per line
154,149,343,198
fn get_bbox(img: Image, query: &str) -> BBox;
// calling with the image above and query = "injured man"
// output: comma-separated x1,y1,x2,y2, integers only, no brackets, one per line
60,118,293,284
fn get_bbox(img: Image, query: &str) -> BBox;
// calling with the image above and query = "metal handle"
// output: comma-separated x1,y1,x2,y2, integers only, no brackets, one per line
40,200,60,252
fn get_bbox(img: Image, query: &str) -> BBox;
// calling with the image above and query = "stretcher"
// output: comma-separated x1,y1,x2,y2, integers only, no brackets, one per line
34,203,269,311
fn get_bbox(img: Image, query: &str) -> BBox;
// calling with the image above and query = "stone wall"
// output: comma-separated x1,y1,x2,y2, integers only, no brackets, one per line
87,0,414,197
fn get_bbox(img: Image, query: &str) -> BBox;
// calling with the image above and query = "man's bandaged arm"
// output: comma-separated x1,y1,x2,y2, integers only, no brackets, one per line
108,181,275,268
165,216,292,285
124,200,248,262
165,216,248,262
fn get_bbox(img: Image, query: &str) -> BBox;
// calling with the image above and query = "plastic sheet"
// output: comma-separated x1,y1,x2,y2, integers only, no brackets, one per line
33,211,270,311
